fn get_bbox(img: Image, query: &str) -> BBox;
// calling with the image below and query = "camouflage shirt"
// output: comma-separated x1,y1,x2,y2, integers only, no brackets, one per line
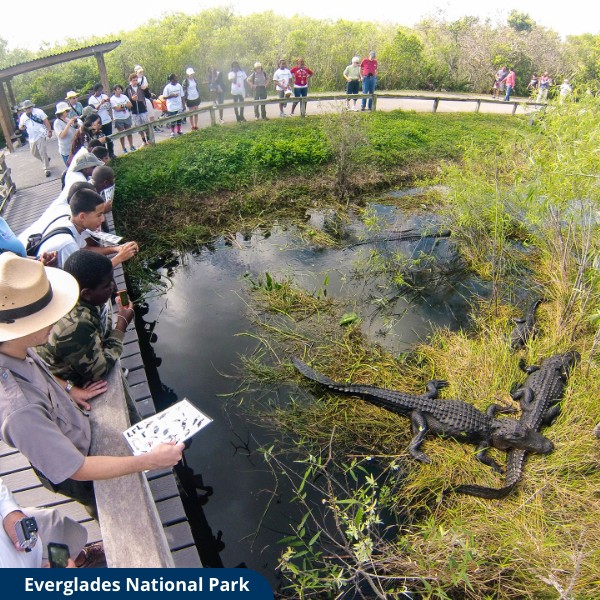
37,299,125,386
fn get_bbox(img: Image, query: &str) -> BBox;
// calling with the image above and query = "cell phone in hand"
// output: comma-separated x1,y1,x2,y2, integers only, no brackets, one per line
48,542,70,568
118,290,130,307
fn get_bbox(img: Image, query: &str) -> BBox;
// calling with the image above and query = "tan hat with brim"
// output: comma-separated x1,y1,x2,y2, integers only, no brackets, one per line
0,253,79,342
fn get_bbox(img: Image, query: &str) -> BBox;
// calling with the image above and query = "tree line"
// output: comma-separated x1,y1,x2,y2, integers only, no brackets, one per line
2,8,600,111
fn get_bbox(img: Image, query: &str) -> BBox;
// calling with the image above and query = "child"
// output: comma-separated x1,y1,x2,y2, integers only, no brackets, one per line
162,74,184,137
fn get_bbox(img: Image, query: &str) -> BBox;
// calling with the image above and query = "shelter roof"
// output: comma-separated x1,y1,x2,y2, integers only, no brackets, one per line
0,41,121,80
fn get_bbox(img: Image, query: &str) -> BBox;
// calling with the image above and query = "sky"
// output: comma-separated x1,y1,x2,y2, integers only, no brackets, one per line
1,0,599,52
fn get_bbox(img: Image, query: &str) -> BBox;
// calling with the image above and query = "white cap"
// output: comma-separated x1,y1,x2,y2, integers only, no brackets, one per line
254,62,262,69
352,56,360,63
186,67,195,76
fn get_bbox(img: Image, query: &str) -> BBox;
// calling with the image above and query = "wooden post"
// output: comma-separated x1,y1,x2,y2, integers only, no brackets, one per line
372,93,377,112
512,102,518,115
209,106,216,126
300,98,306,117
476,99,481,113
5,79,16,110
95,52,110,96
432,98,439,113
0,82,15,152
147,123,156,145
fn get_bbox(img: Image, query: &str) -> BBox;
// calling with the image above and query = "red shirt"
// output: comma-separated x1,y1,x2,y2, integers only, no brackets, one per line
360,58,378,77
503,71,516,87
290,66,314,87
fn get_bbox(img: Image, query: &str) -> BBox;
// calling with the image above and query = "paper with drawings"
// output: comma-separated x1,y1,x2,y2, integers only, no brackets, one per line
123,398,212,455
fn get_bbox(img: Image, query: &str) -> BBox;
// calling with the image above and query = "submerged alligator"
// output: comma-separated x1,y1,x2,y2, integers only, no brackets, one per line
292,357,553,472
452,351,579,498
510,298,545,350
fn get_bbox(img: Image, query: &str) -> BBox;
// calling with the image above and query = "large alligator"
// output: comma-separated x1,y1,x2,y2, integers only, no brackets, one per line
510,298,545,350
292,357,553,472
452,351,579,498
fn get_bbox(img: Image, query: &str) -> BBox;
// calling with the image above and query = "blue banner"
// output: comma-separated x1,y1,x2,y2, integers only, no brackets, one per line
0,569,273,599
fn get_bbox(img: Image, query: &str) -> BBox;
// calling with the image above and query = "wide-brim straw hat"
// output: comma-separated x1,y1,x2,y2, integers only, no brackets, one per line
0,253,79,342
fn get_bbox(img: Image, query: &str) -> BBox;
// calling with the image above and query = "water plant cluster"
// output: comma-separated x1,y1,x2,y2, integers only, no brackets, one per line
115,102,599,598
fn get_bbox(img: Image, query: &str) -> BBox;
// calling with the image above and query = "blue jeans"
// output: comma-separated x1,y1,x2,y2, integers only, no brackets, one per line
361,75,377,109
504,85,513,101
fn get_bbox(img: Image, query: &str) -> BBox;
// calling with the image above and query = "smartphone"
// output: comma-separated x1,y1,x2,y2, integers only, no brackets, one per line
118,290,130,307
48,542,70,568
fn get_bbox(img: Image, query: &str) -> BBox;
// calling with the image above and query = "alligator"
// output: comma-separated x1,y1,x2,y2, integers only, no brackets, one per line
452,351,579,498
292,357,554,472
510,298,545,350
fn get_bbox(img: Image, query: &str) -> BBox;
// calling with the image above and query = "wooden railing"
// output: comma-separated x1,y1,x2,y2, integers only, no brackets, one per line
108,92,543,145
0,150,16,210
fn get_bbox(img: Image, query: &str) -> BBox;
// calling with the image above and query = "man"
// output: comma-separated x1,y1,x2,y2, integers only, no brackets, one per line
273,59,293,118
65,91,83,118
0,253,184,518
360,51,378,111
18,100,52,177
28,187,137,269
125,72,151,147
496,66,508,98
87,84,115,159
38,251,134,411
1,476,104,568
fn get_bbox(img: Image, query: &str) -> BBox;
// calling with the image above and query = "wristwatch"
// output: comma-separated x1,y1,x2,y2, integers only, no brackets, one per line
65,380,74,393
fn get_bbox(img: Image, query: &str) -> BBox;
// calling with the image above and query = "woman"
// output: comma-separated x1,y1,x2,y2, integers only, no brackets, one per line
290,57,314,115
228,61,247,122
247,62,268,121
183,68,201,131
0,253,184,518
53,102,80,165
162,73,184,138
87,84,115,159
67,114,106,166
110,84,134,153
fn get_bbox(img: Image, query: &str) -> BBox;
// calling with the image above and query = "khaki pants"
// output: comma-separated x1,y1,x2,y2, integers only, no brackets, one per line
30,137,50,171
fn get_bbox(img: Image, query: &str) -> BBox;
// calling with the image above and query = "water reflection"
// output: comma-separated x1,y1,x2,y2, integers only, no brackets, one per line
137,200,487,585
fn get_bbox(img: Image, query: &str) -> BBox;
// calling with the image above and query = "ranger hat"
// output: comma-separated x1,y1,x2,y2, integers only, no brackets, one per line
0,253,79,342
55,101,70,115
20,100,34,109
65,91,79,99
72,152,103,172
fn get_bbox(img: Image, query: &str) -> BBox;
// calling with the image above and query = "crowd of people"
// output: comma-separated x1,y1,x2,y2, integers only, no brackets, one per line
493,67,573,104
0,126,186,566
13,52,380,173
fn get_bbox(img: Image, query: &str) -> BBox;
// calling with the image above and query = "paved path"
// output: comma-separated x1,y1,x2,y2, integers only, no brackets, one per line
4,92,535,191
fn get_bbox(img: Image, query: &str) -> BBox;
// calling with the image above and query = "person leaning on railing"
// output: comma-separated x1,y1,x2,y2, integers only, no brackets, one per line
0,253,184,520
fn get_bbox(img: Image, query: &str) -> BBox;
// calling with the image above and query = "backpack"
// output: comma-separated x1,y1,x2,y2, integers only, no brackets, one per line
26,215,74,257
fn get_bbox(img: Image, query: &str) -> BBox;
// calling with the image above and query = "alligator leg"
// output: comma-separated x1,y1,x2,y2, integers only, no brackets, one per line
475,443,503,474
424,379,448,399
541,404,561,426
510,387,535,410
518,358,540,374
407,411,431,463
486,404,518,417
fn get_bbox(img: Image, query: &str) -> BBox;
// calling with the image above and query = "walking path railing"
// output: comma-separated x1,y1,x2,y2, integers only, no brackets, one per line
108,92,542,145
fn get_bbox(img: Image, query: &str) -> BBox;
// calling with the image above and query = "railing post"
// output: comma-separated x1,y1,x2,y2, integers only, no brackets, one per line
372,93,377,112
432,98,439,113
512,102,518,115
147,123,156,145
209,106,216,126
300,98,306,117
476,99,481,113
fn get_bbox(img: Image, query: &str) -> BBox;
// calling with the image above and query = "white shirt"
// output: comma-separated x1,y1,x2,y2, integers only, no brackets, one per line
19,109,49,143
0,477,43,568
228,70,247,96
273,68,293,91
162,83,184,112
88,93,112,124
184,78,200,101
35,219,90,267
53,117,78,156
110,94,131,120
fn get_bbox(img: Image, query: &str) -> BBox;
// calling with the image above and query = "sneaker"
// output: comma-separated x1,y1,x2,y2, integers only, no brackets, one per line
361,107,366,111
279,112,286,117
76,542,106,568
262,116,269,121
130,146,136,152
218,119,225,124
122,148,127,154
177,131,183,135
170,132,176,138
45,170,51,177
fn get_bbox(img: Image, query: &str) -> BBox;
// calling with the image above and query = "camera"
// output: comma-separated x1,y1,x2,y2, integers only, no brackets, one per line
15,516,38,552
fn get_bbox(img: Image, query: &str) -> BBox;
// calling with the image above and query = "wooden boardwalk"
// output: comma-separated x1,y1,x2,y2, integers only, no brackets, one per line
0,181,201,568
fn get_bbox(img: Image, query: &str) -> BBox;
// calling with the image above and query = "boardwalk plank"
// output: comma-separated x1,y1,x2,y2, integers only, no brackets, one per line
157,496,187,526
172,546,203,568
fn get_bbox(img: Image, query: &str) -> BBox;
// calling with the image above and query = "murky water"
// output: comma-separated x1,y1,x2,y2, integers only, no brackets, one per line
136,199,488,585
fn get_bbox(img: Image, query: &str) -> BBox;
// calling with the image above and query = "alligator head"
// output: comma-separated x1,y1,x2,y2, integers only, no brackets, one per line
551,350,580,377
490,419,554,454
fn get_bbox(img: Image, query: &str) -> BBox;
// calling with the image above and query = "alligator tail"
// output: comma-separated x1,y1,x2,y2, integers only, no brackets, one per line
292,357,339,387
